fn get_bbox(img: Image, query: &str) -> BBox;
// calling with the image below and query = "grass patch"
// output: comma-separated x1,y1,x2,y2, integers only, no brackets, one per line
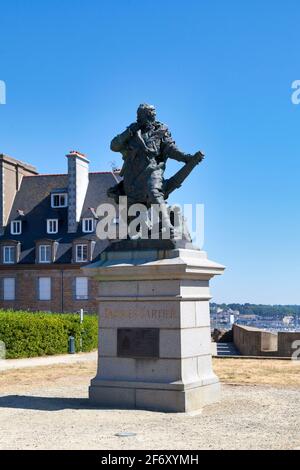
213,358,300,387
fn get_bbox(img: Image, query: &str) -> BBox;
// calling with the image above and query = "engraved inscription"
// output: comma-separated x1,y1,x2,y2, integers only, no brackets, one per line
103,306,176,321
117,328,159,358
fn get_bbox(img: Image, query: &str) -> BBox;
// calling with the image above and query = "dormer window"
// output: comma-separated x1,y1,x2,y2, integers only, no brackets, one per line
51,193,67,208
72,239,95,264
39,245,51,263
3,246,15,264
47,219,58,234
35,240,57,264
1,241,20,264
82,218,94,233
75,244,88,262
11,220,22,235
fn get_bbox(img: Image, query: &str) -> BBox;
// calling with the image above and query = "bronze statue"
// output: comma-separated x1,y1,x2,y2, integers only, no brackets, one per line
108,103,204,237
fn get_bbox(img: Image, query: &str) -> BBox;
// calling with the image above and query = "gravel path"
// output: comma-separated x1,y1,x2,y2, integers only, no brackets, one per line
0,376,299,450
0,351,97,371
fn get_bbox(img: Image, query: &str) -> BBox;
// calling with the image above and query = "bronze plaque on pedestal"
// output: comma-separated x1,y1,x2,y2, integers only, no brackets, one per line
117,328,160,358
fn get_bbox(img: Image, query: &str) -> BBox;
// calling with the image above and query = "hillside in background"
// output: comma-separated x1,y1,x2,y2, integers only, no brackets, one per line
211,304,300,317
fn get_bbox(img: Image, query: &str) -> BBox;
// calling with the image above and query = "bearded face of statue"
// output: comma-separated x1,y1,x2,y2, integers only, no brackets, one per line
137,104,156,128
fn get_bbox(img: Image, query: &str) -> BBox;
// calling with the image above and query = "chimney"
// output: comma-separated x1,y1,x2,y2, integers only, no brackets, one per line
66,150,90,233
0,154,38,235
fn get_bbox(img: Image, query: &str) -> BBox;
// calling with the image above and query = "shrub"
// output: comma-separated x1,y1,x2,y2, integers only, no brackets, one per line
0,309,98,359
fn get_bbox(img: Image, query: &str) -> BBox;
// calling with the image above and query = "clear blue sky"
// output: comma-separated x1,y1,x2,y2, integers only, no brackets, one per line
0,0,299,304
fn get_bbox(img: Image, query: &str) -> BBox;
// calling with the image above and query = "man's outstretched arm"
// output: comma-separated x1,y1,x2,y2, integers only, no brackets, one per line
164,142,192,163
162,132,204,163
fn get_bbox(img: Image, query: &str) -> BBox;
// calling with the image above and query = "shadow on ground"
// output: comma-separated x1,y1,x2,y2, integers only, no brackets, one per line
0,395,98,411
0,395,174,413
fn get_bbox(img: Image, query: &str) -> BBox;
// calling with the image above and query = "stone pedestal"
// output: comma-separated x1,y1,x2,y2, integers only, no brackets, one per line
83,248,225,413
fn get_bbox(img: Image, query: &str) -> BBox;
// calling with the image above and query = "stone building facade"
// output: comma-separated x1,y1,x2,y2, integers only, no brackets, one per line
0,151,118,313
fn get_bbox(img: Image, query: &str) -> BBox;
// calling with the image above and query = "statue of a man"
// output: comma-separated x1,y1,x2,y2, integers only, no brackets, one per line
108,103,204,236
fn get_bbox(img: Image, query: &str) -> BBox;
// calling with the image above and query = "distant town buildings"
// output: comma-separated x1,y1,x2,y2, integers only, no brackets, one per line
210,304,300,332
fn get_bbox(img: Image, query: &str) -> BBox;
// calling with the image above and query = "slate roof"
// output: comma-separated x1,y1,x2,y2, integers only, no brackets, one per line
0,172,117,264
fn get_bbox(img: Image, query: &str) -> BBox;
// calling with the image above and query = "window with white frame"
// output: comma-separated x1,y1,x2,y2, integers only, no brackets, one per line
82,218,94,233
3,246,15,264
3,278,15,300
38,277,51,300
47,219,58,234
39,245,52,263
75,244,88,262
10,220,22,235
75,277,88,300
51,193,67,208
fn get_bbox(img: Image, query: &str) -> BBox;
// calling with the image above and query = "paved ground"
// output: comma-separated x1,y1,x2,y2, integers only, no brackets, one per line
0,351,97,371
0,358,299,450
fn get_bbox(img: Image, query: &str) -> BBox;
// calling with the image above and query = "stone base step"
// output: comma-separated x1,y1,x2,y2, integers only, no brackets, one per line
216,342,240,356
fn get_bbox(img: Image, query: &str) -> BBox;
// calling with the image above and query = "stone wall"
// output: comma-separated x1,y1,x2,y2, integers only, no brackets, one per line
233,324,269,356
233,324,300,358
